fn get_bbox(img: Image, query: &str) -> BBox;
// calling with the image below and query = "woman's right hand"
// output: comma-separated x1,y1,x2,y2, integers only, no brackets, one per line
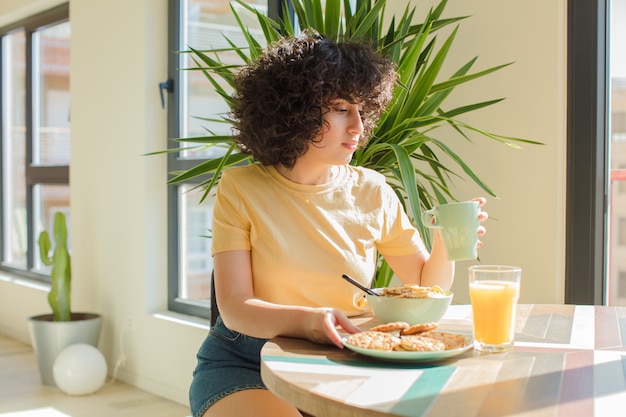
304,308,362,348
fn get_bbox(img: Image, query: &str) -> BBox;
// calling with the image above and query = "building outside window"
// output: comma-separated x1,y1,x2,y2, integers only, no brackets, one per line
619,271,626,298
608,0,626,305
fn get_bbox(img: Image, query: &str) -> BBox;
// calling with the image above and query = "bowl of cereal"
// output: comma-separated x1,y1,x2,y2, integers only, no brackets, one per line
365,285,453,325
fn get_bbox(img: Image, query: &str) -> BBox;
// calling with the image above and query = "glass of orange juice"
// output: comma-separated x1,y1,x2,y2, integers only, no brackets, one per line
468,265,521,352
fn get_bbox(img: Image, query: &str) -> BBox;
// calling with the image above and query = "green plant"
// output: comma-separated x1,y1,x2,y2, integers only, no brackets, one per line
38,212,71,321
163,0,541,287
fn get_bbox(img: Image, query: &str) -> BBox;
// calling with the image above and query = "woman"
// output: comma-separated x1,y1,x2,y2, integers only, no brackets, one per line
189,31,487,417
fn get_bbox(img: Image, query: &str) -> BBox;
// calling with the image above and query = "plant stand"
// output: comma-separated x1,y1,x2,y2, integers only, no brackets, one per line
27,312,102,386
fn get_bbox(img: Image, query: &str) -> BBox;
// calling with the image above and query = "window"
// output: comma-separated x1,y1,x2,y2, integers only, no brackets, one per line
167,0,280,319
0,4,70,280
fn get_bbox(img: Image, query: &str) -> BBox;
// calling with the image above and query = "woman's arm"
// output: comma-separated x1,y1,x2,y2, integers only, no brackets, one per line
213,250,360,347
383,229,455,289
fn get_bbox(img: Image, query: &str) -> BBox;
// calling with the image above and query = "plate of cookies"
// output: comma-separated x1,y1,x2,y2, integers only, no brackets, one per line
342,321,472,362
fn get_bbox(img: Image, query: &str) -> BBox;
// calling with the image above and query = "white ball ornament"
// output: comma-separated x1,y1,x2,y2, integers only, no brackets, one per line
53,343,107,395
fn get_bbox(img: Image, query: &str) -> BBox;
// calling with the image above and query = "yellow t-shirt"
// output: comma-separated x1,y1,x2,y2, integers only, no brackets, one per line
212,164,426,316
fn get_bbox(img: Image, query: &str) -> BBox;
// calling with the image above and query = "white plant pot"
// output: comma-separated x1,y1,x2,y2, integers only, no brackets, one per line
27,312,102,386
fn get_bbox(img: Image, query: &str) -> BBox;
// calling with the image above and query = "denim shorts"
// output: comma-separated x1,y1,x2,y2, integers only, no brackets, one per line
189,316,269,417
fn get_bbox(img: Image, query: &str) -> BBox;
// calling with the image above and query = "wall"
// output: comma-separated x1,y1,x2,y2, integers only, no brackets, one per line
0,0,567,406
454,0,567,304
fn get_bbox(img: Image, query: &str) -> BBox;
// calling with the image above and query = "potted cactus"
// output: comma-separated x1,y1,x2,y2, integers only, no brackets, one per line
27,212,103,386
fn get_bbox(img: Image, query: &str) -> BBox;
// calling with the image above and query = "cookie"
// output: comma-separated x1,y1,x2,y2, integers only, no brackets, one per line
345,331,401,351
370,321,410,333
400,322,438,335
420,331,468,350
398,335,445,352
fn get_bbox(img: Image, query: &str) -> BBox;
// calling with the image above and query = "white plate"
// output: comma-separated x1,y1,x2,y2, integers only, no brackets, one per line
342,333,473,362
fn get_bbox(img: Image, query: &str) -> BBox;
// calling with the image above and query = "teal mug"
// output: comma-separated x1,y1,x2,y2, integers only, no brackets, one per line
421,201,480,261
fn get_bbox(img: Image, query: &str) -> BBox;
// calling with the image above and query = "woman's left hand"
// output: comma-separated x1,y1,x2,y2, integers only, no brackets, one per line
472,197,488,246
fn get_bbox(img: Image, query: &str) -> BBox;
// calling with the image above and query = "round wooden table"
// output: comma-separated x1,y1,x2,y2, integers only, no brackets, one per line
261,304,626,417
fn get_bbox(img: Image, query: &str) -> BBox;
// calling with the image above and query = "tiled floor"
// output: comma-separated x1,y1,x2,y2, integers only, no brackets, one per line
0,334,190,417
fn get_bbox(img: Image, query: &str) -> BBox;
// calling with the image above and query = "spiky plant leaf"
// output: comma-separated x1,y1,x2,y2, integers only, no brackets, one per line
160,0,541,287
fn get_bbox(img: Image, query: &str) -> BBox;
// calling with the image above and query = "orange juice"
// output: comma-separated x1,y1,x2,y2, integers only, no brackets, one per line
469,280,520,347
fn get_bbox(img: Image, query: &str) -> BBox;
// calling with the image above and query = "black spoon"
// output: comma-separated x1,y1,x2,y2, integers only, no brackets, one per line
341,274,379,296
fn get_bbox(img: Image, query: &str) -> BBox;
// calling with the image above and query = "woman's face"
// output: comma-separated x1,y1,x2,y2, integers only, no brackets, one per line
305,99,364,166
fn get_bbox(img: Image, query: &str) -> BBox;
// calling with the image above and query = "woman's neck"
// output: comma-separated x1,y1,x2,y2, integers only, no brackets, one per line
275,163,339,185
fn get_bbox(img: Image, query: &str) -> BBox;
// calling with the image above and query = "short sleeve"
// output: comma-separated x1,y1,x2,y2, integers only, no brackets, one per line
211,171,252,255
375,182,427,257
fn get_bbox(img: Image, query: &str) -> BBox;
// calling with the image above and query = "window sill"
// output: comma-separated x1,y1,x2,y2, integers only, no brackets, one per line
152,311,211,330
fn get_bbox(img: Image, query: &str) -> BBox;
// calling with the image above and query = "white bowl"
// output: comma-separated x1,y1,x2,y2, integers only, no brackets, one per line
365,288,453,325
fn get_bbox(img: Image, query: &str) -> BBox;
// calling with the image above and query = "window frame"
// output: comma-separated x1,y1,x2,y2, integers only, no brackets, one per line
565,0,609,305
166,0,286,319
0,3,70,282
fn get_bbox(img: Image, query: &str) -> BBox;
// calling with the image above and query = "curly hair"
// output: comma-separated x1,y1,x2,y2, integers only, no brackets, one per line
230,31,397,168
